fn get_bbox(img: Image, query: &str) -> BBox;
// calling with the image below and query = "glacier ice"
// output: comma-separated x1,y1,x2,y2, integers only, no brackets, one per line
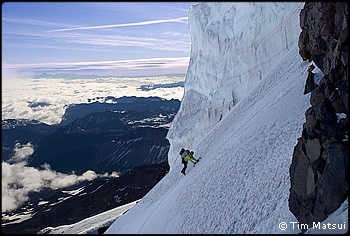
167,2,304,168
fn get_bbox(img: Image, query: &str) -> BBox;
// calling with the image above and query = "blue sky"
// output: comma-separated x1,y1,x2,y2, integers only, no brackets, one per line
2,2,195,77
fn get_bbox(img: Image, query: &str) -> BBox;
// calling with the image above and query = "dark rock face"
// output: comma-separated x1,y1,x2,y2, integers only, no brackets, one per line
60,96,180,126
22,97,180,175
289,2,348,229
1,119,58,161
29,110,172,175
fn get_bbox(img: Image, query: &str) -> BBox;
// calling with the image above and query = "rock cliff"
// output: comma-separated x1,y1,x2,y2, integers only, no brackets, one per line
289,2,348,228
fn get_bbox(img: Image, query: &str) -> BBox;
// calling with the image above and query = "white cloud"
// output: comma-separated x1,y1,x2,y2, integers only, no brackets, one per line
3,31,190,53
48,17,188,32
3,16,78,28
1,143,118,213
38,164,97,189
2,57,190,76
101,171,120,178
8,143,34,163
66,35,190,52
162,31,188,37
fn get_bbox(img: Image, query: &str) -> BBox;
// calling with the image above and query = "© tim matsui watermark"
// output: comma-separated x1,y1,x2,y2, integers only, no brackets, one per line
278,221,347,231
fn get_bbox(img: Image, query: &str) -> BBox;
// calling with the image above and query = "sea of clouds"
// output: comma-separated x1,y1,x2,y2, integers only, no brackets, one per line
1,74,184,213
2,74,185,125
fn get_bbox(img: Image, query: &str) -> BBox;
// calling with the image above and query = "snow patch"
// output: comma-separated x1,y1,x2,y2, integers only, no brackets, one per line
61,186,85,195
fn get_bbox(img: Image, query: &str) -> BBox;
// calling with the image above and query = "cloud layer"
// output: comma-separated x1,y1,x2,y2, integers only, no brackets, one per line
3,57,190,77
2,75,185,125
1,142,119,213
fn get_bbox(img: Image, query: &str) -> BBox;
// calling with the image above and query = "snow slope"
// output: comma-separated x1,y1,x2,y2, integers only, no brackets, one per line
106,44,311,234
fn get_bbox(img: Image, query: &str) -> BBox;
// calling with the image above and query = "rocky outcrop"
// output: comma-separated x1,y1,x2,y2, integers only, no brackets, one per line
289,2,348,229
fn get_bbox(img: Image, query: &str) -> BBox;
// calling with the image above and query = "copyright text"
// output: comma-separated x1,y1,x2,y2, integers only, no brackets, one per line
278,221,347,231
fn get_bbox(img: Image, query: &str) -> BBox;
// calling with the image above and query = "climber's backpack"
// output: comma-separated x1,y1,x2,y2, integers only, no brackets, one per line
179,148,185,155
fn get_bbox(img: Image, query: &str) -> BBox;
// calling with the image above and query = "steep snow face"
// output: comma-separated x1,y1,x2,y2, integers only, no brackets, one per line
106,44,313,234
167,2,304,168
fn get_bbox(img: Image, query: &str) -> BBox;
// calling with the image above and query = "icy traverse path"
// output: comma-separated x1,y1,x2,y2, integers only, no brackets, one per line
106,45,312,234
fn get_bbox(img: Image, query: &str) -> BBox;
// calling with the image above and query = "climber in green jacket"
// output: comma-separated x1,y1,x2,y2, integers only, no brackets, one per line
185,151,198,164
179,148,199,175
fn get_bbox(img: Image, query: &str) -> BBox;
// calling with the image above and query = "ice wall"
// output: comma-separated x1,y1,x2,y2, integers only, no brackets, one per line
167,2,304,168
